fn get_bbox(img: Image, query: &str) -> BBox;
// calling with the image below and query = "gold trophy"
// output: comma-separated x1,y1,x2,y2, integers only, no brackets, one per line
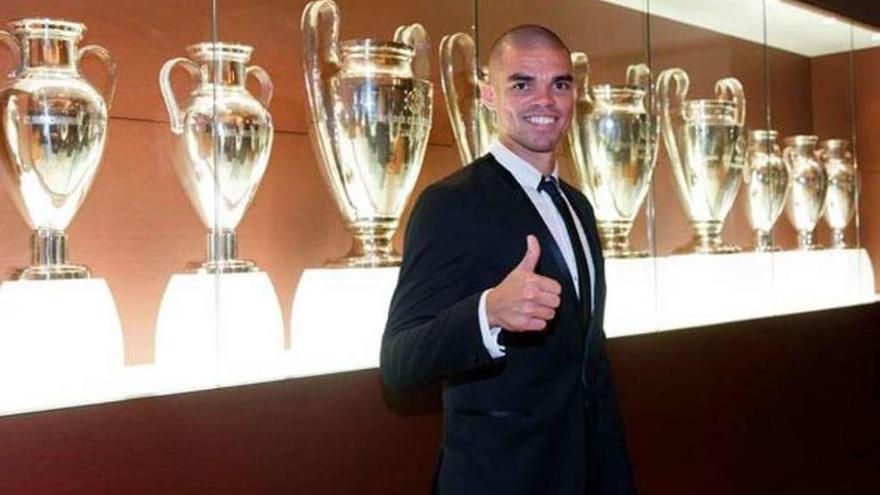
439,32,496,166
0,19,117,279
743,130,789,251
657,68,746,254
159,42,274,273
568,53,656,257
302,0,433,267
819,139,856,249
783,135,827,250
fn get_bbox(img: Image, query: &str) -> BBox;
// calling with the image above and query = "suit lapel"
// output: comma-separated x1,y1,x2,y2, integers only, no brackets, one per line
487,156,581,307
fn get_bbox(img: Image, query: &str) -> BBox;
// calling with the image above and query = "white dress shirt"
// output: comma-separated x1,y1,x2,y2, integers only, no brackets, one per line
478,141,597,358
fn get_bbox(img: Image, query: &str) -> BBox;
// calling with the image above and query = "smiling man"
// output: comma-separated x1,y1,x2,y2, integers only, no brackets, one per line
381,25,636,495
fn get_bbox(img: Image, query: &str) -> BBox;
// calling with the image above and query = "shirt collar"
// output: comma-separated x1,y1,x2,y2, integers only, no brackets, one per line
489,141,559,191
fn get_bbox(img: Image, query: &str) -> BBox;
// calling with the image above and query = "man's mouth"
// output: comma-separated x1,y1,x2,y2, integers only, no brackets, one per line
524,115,557,126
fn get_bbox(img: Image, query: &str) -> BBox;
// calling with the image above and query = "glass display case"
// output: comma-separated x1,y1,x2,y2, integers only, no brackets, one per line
0,0,876,416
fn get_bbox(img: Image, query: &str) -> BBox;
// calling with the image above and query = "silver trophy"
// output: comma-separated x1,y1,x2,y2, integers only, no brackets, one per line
657,68,746,254
160,42,274,273
819,139,856,249
0,18,117,279
743,130,789,251
439,32,496,166
302,0,433,267
568,53,656,258
783,135,827,250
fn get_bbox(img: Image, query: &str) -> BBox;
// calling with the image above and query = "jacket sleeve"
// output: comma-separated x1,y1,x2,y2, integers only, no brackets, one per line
380,184,496,393
589,328,637,495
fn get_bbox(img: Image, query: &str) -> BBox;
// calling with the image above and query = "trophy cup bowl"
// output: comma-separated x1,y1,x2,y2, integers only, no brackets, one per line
657,68,745,255
302,0,433,267
744,129,789,251
439,32,496,166
783,135,827,250
0,18,117,279
568,54,656,258
159,42,274,273
819,138,856,249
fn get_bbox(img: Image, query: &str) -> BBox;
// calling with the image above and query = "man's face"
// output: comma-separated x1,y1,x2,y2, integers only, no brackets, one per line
483,43,574,166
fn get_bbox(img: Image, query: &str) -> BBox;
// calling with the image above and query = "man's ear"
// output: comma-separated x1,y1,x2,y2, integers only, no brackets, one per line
480,82,496,111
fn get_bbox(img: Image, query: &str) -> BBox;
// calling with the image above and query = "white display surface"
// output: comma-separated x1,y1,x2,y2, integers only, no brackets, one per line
154,271,286,392
284,249,877,374
0,278,125,415
0,250,874,416
286,267,400,378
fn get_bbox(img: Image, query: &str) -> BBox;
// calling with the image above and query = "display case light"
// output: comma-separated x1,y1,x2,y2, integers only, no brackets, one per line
154,271,285,392
0,278,125,414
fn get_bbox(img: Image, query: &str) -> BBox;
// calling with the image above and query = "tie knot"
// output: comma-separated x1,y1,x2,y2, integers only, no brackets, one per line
538,175,559,194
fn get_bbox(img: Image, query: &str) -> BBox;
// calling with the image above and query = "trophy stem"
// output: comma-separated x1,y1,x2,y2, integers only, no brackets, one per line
200,229,257,274
327,224,401,268
829,229,847,249
796,230,823,251
682,221,740,255
752,230,779,252
20,229,90,280
598,221,648,258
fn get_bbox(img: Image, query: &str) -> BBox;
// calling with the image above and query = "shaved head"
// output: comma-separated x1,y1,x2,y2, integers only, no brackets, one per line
488,25,571,79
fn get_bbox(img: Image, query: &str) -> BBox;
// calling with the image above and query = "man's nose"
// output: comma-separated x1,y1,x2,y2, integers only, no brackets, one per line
533,85,555,106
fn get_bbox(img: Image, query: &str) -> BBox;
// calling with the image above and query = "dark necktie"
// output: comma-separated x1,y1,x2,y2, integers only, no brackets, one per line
537,176,592,322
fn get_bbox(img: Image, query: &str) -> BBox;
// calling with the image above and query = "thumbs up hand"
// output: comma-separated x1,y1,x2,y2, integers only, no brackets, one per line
486,235,562,332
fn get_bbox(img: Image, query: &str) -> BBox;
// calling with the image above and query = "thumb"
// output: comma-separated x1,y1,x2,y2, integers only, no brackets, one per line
516,235,541,272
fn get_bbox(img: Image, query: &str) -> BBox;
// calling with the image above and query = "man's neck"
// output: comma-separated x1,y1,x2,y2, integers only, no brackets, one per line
498,137,556,176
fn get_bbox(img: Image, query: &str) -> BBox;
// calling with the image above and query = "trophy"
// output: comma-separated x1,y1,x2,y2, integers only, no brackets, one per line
567,54,657,257
160,42,274,273
819,139,856,249
743,130,789,251
783,135,827,250
439,32,496,166
302,0,433,267
0,19,117,279
657,68,746,254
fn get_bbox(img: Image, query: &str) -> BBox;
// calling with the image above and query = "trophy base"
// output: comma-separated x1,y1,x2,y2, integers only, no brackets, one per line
796,244,825,251
324,253,402,269
598,222,647,258
604,248,650,259
18,264,91,280
751,245,783,253
195,259,259,274
326,224,401,268
678,223,740,255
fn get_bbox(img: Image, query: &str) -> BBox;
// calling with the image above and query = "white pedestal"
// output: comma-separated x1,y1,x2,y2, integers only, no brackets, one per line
287,267,400,378
154,271,285,392
0,278,125,414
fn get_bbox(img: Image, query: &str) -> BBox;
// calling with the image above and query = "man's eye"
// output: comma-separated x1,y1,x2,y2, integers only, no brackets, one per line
555,81,571,90
511,82,528,90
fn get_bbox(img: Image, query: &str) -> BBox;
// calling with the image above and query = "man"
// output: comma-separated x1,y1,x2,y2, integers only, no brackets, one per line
381,25,635,495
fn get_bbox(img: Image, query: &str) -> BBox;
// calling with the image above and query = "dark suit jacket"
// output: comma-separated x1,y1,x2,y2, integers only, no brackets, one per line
381,154,635,495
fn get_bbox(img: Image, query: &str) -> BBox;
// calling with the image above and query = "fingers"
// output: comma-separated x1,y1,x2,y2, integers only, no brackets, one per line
515,235,541,273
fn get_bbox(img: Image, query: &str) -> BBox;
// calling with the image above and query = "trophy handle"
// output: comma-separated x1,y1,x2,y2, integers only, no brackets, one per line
715,77,745,126
0,30,21,77
394,23,430,80
301,0,341,129
782,145,797,172
246,65,274,107
626,63,651,89
656,68,689,172
159,57,200,134
571,52,591,108
440,32,481,164
78,44,119,110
